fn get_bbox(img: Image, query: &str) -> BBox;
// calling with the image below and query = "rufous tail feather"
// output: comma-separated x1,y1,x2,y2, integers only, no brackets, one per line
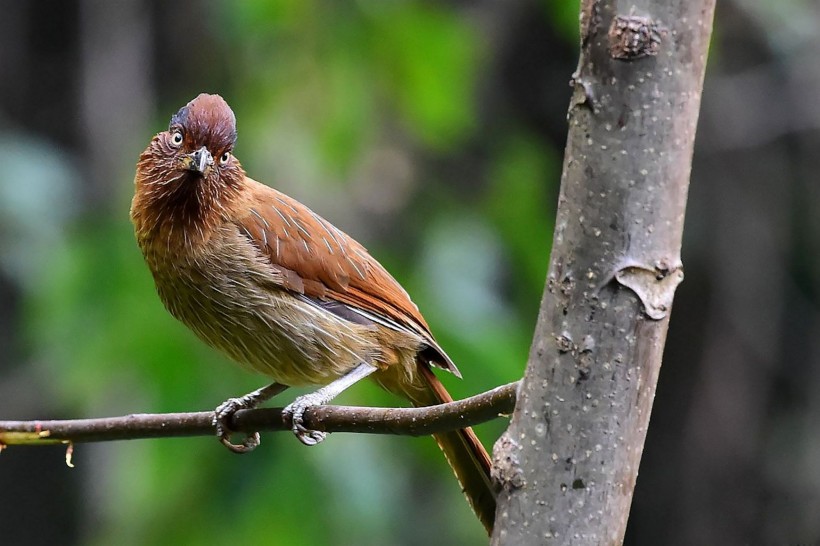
392,364,497,535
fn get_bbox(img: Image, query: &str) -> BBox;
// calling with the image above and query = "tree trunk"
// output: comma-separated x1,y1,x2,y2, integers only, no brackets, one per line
491,1,715,544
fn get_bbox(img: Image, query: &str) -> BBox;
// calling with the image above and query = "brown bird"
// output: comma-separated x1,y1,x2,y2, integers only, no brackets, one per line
131,93,496,533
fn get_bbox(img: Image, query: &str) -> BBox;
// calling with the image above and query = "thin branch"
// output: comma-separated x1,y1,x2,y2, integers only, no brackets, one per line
0,381,518,448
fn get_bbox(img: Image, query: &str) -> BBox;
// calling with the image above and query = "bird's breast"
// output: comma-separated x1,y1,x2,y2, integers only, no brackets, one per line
139,223,386,386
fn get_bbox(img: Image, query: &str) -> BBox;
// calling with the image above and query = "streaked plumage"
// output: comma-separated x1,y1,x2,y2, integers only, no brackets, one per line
131,93,496,533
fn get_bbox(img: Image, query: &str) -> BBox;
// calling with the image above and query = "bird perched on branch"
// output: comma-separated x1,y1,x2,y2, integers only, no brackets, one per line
131,93,496,533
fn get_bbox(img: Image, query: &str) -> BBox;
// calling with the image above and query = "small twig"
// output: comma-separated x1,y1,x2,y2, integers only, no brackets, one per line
0,381,519,448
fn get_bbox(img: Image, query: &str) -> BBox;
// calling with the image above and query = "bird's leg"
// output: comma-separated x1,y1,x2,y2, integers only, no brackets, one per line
283,362,378,446
214,382,289,454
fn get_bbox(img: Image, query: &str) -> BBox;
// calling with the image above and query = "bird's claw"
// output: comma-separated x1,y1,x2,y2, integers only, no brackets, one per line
213,397,261,454
219,431,261,454
283,395,327,446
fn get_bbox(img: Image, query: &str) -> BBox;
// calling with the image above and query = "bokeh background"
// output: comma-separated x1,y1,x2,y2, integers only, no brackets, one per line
1,1,819,545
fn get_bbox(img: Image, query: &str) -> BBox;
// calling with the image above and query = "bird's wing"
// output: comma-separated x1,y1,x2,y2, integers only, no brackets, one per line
234,180,458,375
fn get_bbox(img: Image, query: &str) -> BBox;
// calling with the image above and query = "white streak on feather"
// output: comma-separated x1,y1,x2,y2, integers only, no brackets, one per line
322,236,334,254
275,196,299,214
294,219,311,240
272,206,292,227
347,258,365,280
249,208,270,229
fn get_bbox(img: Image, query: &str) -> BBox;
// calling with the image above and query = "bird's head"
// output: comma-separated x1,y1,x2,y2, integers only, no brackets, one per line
133,93,246,238
147,93,241,183
167,93,238,179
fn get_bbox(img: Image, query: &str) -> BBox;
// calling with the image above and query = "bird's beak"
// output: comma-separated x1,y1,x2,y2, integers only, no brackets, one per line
182,146,214,175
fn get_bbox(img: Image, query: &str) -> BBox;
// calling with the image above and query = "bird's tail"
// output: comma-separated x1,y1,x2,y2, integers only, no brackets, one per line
376,363,497,535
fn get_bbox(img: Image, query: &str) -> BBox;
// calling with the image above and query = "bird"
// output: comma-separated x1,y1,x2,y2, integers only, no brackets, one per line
131,93,496,534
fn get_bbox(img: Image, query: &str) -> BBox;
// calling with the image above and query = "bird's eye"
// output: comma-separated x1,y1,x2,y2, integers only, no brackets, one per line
219,152,231,165
170,131,184,147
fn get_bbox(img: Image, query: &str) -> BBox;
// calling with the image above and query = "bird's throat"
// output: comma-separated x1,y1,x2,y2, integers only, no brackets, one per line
133,170,240,251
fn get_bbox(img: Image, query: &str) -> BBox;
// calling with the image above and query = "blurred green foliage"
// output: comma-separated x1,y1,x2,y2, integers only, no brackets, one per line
12,1,575,544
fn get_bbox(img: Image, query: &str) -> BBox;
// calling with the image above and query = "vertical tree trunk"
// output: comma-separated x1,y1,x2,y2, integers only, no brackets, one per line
491,1,715,544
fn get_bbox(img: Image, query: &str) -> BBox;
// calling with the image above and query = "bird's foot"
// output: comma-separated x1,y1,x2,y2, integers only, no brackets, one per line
213,397,262,454
213,382,289,454
281,363,377,446
282,392,328,446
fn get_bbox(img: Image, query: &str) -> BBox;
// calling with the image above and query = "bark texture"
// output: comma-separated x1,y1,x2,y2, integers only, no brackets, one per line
491,1,715,544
